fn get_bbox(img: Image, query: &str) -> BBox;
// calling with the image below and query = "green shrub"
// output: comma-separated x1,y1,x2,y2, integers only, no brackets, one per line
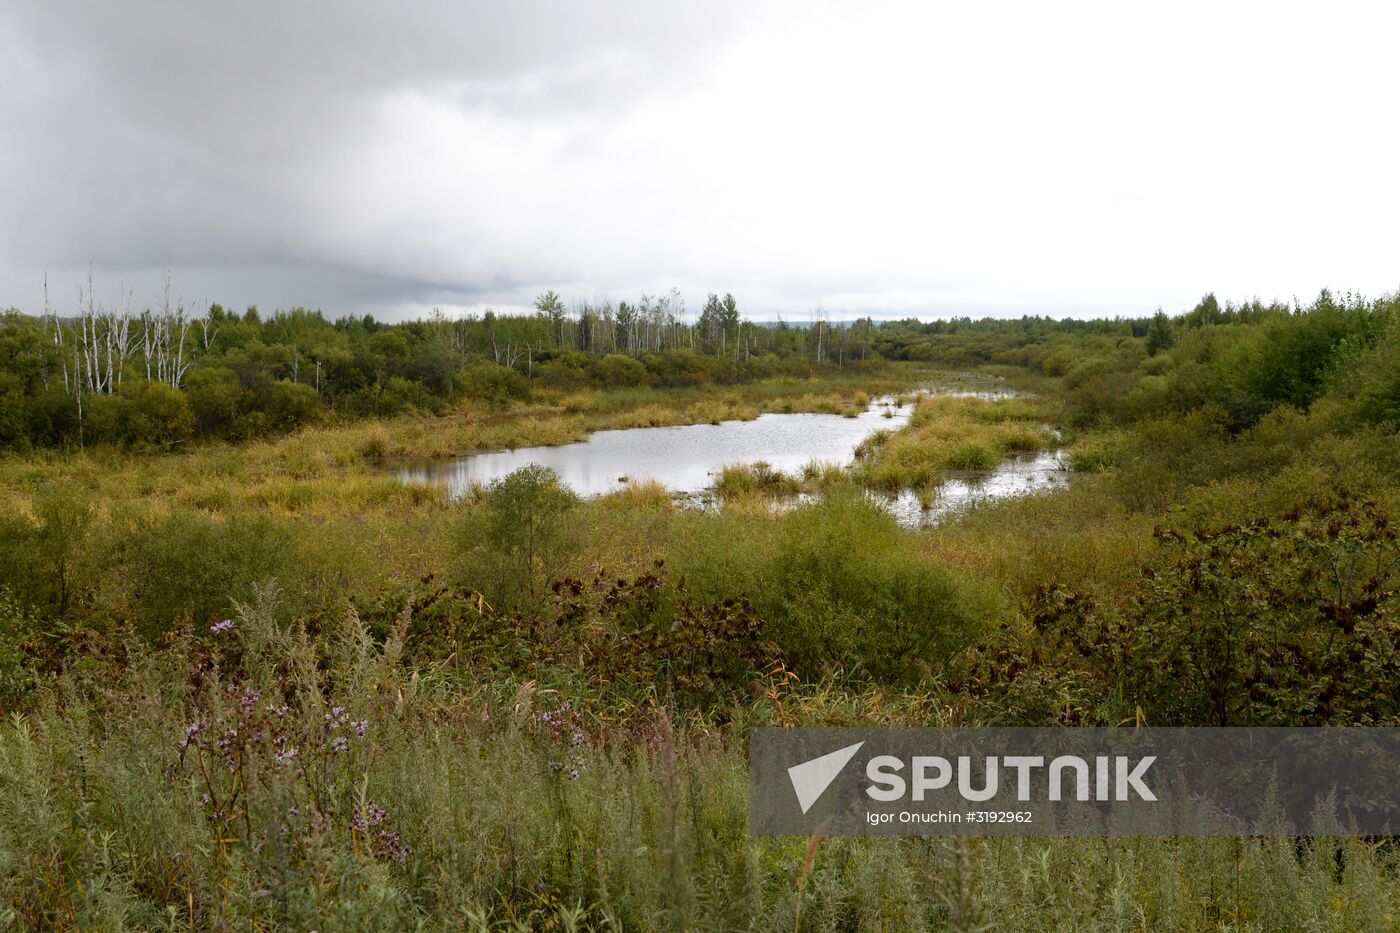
0,587,36,709
186,367,248,437
0,484,97,620
756,492,998,683
119,379,196,446
593,353,648,388
453,359,528,405
454,465,580,609
120,509,296,637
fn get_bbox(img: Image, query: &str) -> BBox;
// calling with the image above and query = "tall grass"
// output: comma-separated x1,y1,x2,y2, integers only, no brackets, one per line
854,395,1057,491
1,604,1396,929
713,462,802,499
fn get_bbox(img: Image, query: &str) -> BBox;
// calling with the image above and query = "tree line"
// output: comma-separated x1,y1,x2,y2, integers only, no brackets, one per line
8,270,1393,452
0,276,899,450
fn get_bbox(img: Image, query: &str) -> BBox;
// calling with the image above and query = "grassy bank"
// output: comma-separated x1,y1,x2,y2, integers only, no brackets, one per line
853,393,1059,491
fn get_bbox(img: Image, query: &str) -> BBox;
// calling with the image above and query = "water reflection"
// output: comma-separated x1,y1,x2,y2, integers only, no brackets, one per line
393,398,912,498
883,449,1069,526
390,379,1070,525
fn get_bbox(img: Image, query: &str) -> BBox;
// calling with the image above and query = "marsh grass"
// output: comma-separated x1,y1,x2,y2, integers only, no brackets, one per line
855,395,1057,490
799,460,847,490
713,460,853,505
1068,428,1138,472
599,477,675,511
714,462,803,499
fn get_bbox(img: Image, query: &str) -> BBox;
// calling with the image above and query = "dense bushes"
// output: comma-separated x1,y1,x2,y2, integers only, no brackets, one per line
755,493,999,682
0,487,298,646
1329,312,1400,429
0,483,95,620
451,359,528,405
664,490,1001,684
958,497,1400,727
1051,291,1400,432
444,469,999,687
119,510,296,638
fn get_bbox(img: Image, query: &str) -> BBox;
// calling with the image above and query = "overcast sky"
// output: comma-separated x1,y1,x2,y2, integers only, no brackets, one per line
4,1,1398,322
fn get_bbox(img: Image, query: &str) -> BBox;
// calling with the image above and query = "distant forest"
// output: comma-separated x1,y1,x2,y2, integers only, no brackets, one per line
1,273,1397,450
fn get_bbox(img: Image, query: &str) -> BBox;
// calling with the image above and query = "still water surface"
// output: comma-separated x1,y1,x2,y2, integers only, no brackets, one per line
395,399,911,498
391,387,1068,523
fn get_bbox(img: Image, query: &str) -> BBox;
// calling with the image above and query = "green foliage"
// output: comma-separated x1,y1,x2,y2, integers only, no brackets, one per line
185,367,248,436
0,588,36,709
1183,292,1223,328
1145,309,1174,355
961,499,1400,727
1329,312,1400,429
119,509,296,638
455,465,580,608
535,288,567,345
5,282,1384,453
594,352,648,387
1226,292,1371,412
452,359,528,405
0,484,97,619
1127,499,1400,726
118,379,196,445
755,492,999,682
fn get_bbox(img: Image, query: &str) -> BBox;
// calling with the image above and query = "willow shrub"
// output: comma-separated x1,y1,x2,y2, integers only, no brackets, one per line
452,464,581,612
751,491,1000,684
117,507,298,638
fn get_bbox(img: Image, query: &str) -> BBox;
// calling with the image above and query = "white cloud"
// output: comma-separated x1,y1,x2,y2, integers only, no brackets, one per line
3,0,1398,320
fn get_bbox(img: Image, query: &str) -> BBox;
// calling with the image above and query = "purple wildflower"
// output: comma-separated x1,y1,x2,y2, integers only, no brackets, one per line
179,719,204,751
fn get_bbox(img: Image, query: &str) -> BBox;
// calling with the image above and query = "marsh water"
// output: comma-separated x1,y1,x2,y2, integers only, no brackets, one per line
391,385,1068,523
884,448,1068,526
394,399,913,498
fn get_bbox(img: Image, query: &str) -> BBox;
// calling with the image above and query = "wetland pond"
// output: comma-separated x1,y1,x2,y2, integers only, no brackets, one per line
391,388,1067,525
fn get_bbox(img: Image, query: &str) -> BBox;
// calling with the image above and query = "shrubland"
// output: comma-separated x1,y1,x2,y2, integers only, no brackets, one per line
0,291,1399,927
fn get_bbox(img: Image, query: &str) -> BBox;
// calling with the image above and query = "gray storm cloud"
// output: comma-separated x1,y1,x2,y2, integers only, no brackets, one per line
1,1,761,315
3,1,1398,320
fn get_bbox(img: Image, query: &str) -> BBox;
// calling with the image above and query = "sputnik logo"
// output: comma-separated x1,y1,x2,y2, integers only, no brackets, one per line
787,741,865,814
